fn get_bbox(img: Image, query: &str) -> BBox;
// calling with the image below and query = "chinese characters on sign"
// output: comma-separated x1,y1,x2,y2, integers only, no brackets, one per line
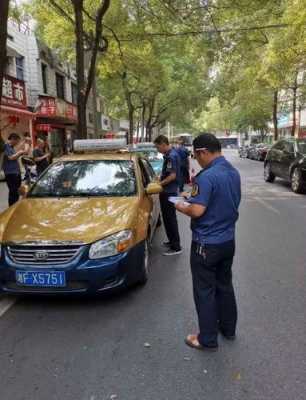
1,75,27,108
39,97,56,116
38,96,77,121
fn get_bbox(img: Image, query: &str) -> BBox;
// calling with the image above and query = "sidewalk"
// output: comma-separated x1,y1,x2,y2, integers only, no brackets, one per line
0,182,8,213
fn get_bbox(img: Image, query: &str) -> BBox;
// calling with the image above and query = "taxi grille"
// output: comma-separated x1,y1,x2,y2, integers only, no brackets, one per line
7,244,82,266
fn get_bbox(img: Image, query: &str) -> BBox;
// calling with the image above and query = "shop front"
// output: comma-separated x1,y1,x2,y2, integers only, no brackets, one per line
35,95,77,157
0,75,35,143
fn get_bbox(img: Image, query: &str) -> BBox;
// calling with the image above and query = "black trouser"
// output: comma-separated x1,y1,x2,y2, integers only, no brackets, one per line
159,192,181,251
179,168,189,192
5,173,21,206
190,240,237,347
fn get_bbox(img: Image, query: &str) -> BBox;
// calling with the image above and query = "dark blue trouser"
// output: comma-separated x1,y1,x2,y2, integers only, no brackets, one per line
5,173,21,206
159,192,181,251
190,240,238,347
179,168,189,192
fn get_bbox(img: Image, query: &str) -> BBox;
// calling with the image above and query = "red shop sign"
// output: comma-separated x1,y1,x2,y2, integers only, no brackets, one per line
38,97,57,116
1,75,27,109
36,124,52,132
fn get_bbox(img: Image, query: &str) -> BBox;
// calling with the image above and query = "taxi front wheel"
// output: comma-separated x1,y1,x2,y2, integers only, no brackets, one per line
138,239,149,285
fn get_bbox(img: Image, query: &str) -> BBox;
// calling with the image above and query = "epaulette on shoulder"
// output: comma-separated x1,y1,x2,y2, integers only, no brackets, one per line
195,168,205,178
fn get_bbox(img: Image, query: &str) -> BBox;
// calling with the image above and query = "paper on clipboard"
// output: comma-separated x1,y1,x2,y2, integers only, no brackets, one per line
168,196,190,206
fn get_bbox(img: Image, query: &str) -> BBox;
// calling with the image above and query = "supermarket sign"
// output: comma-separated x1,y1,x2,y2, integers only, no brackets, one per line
1,75,27,109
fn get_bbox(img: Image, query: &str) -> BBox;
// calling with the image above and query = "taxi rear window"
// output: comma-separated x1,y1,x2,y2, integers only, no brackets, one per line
29,160,137,198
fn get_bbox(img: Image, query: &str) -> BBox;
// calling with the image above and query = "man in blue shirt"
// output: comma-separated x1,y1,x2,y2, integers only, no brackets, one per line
3,133,27,206
176,133,241,351
154,135,182,256
176,138,190,192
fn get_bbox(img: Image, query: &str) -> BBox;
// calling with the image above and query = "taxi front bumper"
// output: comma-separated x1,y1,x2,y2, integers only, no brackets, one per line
0,241,146,295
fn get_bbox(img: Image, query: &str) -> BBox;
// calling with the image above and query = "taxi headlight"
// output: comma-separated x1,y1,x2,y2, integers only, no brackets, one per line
89,230,133,260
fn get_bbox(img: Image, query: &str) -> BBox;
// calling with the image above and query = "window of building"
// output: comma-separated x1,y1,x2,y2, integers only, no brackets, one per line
71,82,78,104
15,57,24,80
5,56,14,75
41,63,48,94
56,73,65,99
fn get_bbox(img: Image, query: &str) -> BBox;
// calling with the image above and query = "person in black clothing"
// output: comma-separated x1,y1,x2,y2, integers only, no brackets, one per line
33,138,50,176
3,133,27,206
154,135,182,256
21,132,33,184
176,138,190,192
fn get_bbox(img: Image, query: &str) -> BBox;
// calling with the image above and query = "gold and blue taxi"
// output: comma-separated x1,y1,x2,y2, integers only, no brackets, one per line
0,139,162,294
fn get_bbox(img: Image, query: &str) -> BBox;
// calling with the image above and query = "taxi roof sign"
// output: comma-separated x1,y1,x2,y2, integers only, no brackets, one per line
73,139,127,153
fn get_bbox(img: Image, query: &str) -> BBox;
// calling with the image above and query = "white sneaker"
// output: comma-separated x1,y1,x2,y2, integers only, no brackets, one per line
163,248,183,256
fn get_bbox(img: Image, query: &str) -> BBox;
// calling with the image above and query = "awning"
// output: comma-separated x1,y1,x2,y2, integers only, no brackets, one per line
0,105,35,119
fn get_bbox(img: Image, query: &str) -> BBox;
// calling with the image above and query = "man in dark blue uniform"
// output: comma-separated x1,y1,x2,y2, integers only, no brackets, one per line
154,135,182,256
176,133,241,351
3,133,27,206
176,138,190,192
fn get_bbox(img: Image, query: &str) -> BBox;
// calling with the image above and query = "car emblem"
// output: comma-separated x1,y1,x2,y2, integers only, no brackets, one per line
34,250,49,261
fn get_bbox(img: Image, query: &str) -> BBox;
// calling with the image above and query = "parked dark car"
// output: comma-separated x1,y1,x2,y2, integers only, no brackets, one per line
245,145,253,159
247,144,259,160
264,138,306,193
238,145,249,158
256,144,272,161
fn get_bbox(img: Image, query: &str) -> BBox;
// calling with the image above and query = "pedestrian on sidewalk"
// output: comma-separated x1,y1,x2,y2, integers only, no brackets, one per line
176,133,241,351
3,133,27,206
21,132,34,184
33,138,50,177
154,135,182,256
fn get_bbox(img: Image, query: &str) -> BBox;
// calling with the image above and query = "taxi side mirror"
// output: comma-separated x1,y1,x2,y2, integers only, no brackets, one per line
145,182,163,195
19,184,30,198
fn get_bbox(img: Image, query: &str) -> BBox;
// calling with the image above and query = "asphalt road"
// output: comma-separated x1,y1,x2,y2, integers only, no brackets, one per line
0,151,306,400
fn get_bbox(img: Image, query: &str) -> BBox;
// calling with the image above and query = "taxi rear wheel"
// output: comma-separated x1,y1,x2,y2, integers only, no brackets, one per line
138,239,149,285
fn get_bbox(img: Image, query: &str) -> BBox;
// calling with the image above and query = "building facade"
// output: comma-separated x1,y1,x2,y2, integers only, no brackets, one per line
0,20,34,145
1,20,113,157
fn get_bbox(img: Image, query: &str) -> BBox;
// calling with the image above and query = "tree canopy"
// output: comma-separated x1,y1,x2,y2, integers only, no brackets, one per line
18,0,306,140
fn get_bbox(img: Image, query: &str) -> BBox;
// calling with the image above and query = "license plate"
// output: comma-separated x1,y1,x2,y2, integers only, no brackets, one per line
16,271,66,287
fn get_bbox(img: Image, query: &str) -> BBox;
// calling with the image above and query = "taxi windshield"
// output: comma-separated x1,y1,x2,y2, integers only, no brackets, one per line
29,160,137,198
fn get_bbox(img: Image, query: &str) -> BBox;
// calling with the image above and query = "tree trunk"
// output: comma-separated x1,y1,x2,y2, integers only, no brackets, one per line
141,102,146,142
272,90,278,142
73,0,87,139
0,0,10,106
128,106,134,144
92,74,98,137
121,72,135,144
136,119,140,143
291,76,298,137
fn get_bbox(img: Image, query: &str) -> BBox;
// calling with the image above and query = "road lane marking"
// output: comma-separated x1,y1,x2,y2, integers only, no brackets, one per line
253,197,280,215
0,297,16,318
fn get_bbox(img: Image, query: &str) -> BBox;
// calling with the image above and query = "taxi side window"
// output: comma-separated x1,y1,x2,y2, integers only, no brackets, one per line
139,159,151,187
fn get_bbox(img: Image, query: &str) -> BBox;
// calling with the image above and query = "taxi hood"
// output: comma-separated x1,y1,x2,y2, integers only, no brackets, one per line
0,197,139,244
